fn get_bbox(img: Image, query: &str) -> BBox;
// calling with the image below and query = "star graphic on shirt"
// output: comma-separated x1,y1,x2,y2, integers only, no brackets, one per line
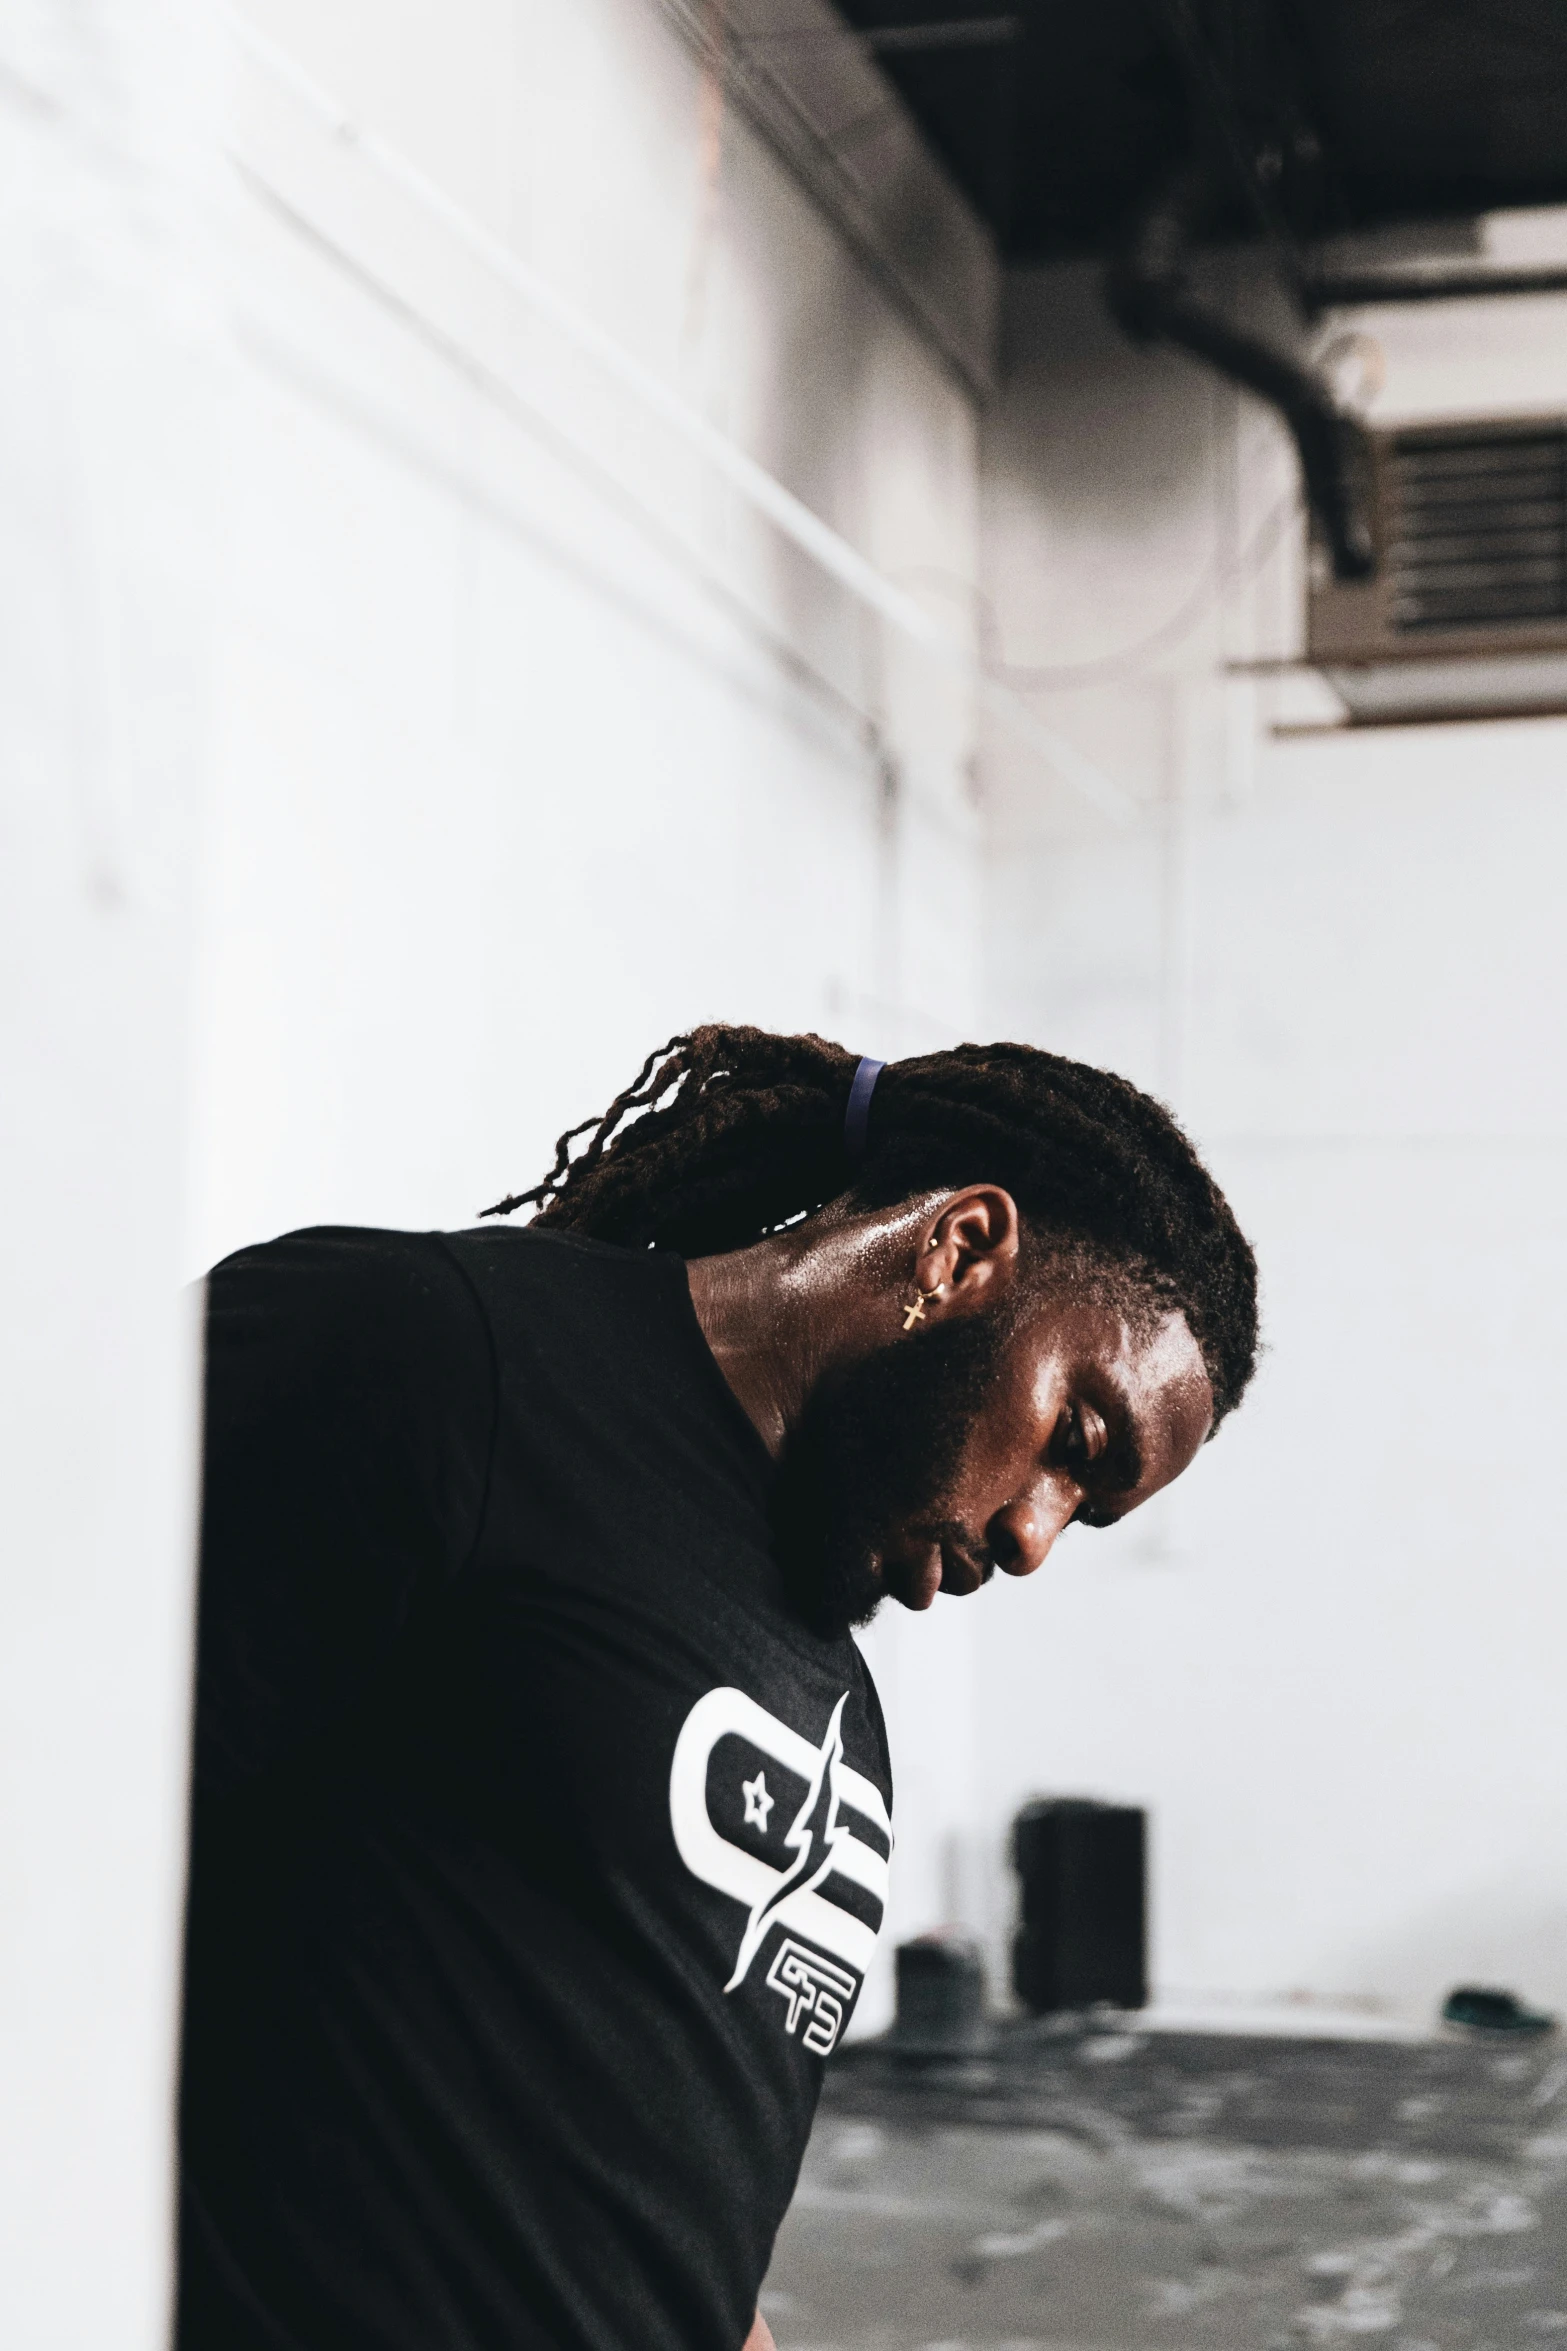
741,1770,774,1832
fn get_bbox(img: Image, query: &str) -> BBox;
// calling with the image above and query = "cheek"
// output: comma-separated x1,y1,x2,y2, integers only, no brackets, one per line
939,1382,1059,1516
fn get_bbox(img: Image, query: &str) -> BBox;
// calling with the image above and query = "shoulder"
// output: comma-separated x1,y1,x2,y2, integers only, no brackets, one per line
441,1222,688,1350
202,1225,495,1436
440,1221,664,1288
206,1223,487,1331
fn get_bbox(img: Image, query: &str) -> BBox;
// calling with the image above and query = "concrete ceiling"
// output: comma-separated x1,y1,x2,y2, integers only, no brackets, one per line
829,0,1567,263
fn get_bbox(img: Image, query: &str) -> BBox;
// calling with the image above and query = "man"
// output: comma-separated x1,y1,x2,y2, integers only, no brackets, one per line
178,1026,1257,2351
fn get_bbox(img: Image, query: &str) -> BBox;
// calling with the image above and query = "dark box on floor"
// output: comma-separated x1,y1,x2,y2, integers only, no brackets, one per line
1012,1797,1147,2013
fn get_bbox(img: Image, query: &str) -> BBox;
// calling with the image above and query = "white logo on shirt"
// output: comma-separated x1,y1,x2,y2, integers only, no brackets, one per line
765,1939,859,2055
668,1686,891,2040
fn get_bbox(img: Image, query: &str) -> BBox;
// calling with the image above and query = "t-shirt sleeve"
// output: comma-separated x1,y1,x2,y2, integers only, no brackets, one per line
856,1649,894,1818
192,1227,496,1801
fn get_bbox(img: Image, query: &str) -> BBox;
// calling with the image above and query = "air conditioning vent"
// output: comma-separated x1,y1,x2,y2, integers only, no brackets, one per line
1308,415,1567,722
1386,427,1567,634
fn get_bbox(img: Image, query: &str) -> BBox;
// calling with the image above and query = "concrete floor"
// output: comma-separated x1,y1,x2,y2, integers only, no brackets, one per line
763,2021,1567,2350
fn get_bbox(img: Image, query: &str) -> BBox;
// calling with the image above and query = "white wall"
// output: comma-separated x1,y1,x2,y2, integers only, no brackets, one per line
0,4,220,2345
194,0,988,1274
974,252,1567,2026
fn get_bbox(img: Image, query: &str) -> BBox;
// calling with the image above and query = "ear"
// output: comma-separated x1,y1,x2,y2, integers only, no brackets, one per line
918,1186,1022,1317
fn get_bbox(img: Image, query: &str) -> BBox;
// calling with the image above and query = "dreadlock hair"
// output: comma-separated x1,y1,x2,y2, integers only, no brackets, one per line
482,1025,1259,1427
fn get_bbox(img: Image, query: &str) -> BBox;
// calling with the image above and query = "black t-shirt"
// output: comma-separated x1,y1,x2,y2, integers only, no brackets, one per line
177,1224,892,2351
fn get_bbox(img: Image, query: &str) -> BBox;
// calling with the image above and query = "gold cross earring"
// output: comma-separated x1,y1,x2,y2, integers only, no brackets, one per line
903,1290,939,1332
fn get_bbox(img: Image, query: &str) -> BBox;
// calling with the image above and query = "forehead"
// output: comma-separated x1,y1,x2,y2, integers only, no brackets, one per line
1022,1285,1193,1370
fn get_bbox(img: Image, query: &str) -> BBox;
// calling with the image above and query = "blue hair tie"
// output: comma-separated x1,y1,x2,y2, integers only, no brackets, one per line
843,1056,885,1164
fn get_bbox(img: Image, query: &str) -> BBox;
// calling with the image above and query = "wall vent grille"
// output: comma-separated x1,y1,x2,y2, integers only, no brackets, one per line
1386,425,1567,634
1307,414,1567,718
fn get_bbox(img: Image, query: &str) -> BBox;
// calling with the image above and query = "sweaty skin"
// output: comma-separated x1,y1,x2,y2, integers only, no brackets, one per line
685,1185,1214,1612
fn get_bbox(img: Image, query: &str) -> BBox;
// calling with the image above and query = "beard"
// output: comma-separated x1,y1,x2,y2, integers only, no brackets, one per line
769,1311,1014,1639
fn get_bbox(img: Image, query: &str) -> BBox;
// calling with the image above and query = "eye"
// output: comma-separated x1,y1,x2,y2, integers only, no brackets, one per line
1054,1401,1107,1473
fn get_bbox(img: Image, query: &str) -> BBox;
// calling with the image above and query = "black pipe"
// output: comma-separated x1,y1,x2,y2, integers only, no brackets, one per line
1157,0,1312,319
1106,161,1376,582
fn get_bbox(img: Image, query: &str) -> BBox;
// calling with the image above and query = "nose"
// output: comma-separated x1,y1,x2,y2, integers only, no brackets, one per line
985,1481,1079,1579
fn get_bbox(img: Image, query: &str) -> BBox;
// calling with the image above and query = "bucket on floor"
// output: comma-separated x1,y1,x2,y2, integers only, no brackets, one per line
890,1931,990,2055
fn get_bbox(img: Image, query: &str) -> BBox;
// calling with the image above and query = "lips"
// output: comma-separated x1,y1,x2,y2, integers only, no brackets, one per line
876,1546,940,1611
882,1539,986,1610
938,1546,986,1598
908,1550,944,1610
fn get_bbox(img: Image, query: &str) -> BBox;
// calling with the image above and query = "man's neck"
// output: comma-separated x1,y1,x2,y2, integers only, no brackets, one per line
682,1213,896,1458
684,1194,951,1454
683,1238,817,1458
